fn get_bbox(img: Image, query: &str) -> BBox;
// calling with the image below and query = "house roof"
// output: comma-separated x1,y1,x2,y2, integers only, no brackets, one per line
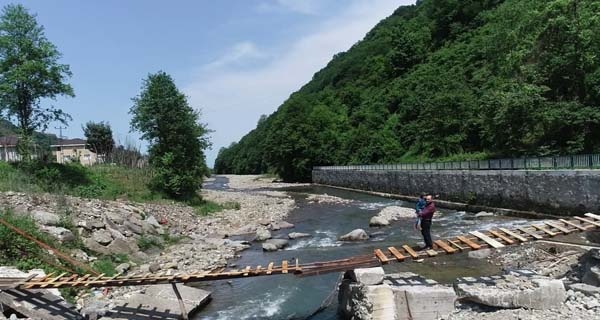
50,138,87,147
0,135,18,146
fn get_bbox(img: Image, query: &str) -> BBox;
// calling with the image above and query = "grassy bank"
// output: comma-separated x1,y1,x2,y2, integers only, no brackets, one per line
0,161,236,215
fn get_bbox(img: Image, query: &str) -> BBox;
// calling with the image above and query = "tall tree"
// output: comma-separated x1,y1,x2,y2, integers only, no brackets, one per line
82,121,114,161
130,71,210,200
0,4,73,160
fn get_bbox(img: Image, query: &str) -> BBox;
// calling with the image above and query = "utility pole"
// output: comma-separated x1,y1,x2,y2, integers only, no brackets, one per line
55,126,66,163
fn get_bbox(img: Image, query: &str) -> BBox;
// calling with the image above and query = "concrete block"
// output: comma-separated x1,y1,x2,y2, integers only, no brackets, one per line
350,267,385,285
394,285,457,320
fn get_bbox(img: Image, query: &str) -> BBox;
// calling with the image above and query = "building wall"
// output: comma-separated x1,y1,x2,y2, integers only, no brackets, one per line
52,146,97,166
312,169,600,215
0,146,18,162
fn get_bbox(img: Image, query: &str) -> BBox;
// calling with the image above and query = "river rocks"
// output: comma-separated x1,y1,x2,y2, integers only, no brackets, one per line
149,262,161,273
306,194,353,204
92,229,113,245
262,239,289,251
475,211,495,217
255,228,272,241
340,229,369,241
288,232,311,239
369,216,389,227
454,271,566,309
115,263,130,274
568,283,600,296
468,249,492,259
270,220,294,230
31,209,60,226
40,226,75,242
583,266,600,286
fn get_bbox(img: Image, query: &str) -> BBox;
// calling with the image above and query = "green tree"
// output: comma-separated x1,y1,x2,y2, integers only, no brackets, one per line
0,4,73,160
130,71,210,200
82,121,114,161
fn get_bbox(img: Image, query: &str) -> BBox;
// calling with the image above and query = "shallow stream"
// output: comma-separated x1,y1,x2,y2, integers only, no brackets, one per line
196,177,537,319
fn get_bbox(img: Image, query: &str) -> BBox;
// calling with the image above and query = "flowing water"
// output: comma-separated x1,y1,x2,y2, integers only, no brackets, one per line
196,178,537,319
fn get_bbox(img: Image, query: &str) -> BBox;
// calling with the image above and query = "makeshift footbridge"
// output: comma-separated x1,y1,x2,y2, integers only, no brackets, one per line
1,213,600,291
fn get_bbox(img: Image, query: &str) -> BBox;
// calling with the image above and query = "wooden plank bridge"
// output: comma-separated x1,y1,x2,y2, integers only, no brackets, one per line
1,213,600,291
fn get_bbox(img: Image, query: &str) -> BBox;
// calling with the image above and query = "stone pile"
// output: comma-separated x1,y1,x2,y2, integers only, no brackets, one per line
369,206,416,226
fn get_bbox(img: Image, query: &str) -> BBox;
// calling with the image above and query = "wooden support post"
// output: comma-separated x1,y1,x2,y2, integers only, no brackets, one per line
171,283,188,320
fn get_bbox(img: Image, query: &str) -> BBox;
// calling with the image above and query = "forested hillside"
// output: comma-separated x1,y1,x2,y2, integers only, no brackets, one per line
214,0,600,181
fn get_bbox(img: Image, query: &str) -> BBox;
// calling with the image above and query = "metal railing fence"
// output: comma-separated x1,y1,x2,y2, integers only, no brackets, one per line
313,154,600,171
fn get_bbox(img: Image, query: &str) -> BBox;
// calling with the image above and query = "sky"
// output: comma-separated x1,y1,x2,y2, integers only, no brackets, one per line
5,0,414,166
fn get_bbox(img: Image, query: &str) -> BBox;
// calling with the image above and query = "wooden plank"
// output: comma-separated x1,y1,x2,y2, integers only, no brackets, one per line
55,274,79,287
40,273,66,288
282,260,288,274
374,249,389,263
470,231,505,248
489,230,515,245
518,227,544,240
70,274,91,287
387,247,406,261
532,225,558,237
447,239,466,251
402,245,419,259
584,213,600,221
498,228,528,242
577,216,600,227
243,266,251,276
559,218,589,231
267,262,274,275
456,236,481,250
433,240,456,254
544,221,571,234
426,249,438,257
255,265,262,275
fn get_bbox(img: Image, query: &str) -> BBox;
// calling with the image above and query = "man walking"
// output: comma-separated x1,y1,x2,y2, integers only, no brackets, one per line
418,194,436,250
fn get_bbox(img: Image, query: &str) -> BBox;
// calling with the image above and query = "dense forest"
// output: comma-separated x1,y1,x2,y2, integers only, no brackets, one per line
214,0,600,182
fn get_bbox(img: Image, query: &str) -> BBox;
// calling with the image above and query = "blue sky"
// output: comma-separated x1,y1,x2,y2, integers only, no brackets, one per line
6,0,413,166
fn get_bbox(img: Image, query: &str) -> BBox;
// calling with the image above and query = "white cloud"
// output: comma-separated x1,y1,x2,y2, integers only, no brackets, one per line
257,0,324,15
203,41,266,70
185,0,414,166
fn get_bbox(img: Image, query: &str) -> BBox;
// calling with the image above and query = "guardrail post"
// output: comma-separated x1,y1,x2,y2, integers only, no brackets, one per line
590,154,594,168
553,156,557,169
570,155,574,169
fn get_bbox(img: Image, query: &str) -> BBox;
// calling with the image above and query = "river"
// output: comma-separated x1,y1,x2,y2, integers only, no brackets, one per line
196,177,537,319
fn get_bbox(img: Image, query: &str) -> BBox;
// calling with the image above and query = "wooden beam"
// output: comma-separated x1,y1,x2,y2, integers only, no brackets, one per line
456,236,481,250
470,231,505,248
374,249,389,263
447,239,466,251
40,273,66,288
584,213,600,221
402,245,419,259
498,227,528,242
544,221,571,234
559,218,589,231
576,216,600,227
267,262,274,275
387,247,406,261
489,230,515,245
518,227,544,240
532,225,558,237
426,249,438,257
282,260,288,274
433,240,456,253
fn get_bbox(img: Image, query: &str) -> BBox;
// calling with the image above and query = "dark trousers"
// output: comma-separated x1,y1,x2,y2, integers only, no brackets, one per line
421,219,433,248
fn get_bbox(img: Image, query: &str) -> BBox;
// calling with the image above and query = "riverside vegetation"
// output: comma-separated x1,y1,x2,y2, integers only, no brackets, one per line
214,0,600,181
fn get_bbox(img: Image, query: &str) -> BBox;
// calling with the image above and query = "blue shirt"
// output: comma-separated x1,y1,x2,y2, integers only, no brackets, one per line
415,198,426,213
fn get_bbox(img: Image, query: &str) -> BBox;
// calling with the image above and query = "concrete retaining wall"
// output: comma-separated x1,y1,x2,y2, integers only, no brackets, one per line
312,169,600,215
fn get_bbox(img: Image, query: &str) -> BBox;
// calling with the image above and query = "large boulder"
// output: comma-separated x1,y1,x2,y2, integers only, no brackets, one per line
369,216,390,227
454,271,566,309
468,248,492,259
262,239,288,251
288,232,311,239
339,229,369,241
92,229,113,245
31,210,60,226
40,226,75,242
270,221,294,231
255,228,272,241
